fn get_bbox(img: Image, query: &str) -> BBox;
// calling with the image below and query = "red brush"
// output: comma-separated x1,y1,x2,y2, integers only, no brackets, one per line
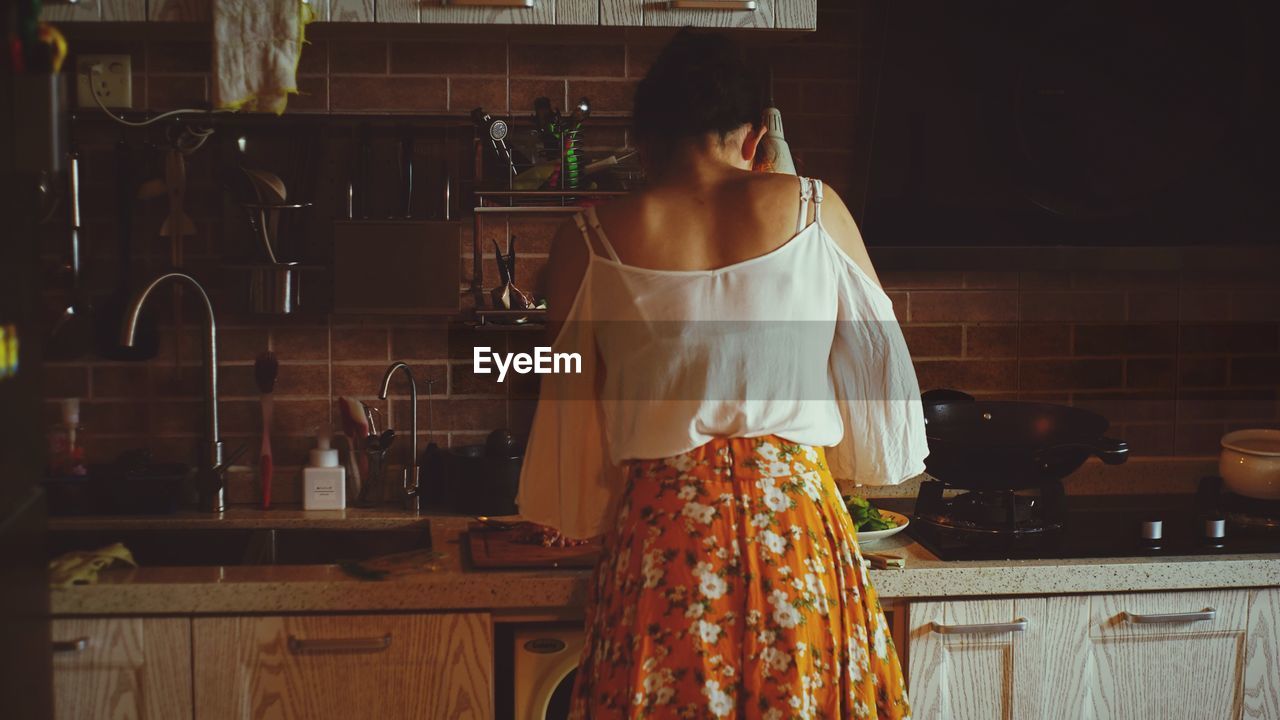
255,351,278,509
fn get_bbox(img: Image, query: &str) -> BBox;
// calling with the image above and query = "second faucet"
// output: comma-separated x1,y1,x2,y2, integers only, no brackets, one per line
378,362,419,512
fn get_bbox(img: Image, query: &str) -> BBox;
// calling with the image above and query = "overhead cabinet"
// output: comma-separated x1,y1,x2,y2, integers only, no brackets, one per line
381,0,596,24
44,0,815,28
600,0,815,29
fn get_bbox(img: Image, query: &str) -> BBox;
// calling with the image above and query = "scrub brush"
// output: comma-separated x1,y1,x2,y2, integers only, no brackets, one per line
255,351,278,509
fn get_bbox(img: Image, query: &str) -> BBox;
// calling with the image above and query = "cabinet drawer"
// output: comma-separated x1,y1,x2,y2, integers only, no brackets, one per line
1089,589,1249,638
52,618,193,720
194,613,492,720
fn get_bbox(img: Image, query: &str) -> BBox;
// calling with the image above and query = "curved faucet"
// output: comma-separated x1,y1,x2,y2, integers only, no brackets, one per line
378,362,419,510
121,272,224,511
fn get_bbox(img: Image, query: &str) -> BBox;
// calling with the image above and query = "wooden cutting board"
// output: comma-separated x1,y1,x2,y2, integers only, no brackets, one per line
466,524,601,570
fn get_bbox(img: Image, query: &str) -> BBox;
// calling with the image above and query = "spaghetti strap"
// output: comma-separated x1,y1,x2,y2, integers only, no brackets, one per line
812,179,824,224
572,213,594,251
796,176,813,233
584,206,621,262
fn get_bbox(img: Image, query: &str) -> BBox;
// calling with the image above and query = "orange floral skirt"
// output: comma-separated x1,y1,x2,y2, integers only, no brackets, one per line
569,436,910,719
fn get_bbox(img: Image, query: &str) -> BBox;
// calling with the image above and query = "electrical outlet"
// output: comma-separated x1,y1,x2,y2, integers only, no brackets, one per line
77,54,132,109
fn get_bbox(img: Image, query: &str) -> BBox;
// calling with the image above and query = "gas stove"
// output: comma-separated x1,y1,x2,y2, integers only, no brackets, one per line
874,478,1280,562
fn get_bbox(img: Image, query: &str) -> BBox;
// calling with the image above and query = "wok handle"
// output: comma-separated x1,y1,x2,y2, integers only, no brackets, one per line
922,388,975,406
1094,436,1129,465
1037,437,1130,466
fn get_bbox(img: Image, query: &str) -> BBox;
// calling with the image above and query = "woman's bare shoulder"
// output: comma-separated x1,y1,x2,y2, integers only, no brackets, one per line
815,181,881,287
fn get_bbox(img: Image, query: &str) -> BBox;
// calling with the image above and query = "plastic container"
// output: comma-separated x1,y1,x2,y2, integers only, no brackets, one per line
304,433,346,510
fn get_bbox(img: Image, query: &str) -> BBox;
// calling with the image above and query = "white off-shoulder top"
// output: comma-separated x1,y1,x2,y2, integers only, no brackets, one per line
516,177,928,538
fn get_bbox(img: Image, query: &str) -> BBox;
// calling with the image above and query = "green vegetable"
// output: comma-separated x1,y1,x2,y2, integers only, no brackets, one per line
843,495,899,532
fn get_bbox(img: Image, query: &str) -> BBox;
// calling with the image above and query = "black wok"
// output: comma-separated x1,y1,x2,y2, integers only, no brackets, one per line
922,389,1128,490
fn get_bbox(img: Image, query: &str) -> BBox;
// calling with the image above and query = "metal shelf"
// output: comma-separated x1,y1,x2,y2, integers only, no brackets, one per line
473,206,587,215
468,188,632,304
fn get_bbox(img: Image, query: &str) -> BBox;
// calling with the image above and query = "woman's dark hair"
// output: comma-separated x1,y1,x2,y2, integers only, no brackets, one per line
633,30,765,167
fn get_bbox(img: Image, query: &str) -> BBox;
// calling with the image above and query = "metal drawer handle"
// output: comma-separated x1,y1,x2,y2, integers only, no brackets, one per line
53,637,91,653
441,0,535,7
287,634,392,653
933,618,1029,635
668,1,758,10
1123,608,1216,625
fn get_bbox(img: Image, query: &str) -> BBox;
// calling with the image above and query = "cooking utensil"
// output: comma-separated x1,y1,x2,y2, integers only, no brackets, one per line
242,168,286,203
242,167,286,243
359,124,373,218
46,150,93,361
489,237,533,310
1219,429,1280,500
921,389,1129,490
338,396,368,499
255,351,278,510
397,132,414,218
160,149,194,369
361,402,381,436
96,141,158,360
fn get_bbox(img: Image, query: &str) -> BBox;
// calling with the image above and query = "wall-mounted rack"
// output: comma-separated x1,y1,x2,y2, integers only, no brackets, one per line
468,190,629,311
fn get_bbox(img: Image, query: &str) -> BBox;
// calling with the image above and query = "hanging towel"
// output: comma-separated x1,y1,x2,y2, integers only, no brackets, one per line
212,0,314,114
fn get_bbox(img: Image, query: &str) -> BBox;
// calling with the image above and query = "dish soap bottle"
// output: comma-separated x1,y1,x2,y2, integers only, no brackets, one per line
303,430,346,510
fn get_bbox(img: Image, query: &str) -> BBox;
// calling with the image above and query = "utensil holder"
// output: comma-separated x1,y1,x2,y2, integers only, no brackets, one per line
355,447,390,507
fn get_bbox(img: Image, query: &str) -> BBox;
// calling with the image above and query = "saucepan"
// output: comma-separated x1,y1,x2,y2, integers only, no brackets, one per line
922,389,1128,490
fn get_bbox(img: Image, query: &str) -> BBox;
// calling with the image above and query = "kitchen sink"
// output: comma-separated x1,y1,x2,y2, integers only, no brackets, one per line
47,527,432,567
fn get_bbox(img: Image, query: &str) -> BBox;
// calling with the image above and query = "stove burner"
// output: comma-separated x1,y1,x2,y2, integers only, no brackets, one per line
1198,477,1280,532
914,480,1065,537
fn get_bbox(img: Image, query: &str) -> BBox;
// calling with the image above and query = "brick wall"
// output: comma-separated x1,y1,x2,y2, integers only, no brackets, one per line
40,5,1279,505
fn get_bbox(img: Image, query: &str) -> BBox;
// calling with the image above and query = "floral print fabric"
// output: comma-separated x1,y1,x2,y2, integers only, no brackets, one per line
570,436,911,719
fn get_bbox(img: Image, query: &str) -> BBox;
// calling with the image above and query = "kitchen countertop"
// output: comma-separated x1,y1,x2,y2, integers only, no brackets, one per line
48,506,435,531
49,512,1280,616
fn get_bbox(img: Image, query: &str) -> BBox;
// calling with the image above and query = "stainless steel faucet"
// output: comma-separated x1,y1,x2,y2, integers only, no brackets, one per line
377,362,419,512
121,272,224,512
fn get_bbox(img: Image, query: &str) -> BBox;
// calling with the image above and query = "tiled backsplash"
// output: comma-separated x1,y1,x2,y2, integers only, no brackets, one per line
40,5,1280,504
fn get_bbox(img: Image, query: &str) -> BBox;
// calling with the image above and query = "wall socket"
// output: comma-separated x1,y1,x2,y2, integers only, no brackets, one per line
76,54,133,109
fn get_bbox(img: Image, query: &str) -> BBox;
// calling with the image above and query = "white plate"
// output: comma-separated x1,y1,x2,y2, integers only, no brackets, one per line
856,510,910,545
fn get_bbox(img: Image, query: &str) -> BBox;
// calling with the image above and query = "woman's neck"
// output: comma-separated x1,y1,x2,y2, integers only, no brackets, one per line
647,136,752,189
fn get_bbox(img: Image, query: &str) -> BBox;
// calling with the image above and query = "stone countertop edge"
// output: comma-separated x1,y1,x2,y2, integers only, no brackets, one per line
49,524,1280,616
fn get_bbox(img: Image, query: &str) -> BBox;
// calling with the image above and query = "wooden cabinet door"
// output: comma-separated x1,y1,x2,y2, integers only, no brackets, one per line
600,0,774,28
1244,588,1280,720
1041,590,1250,720
775,0,816,30
52,618,193,720
194,613,492,720
381,0,596,25
41,0,147,21
908,597,1046,720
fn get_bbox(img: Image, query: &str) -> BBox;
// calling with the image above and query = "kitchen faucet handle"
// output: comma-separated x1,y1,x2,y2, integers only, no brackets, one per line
401,465,421,513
